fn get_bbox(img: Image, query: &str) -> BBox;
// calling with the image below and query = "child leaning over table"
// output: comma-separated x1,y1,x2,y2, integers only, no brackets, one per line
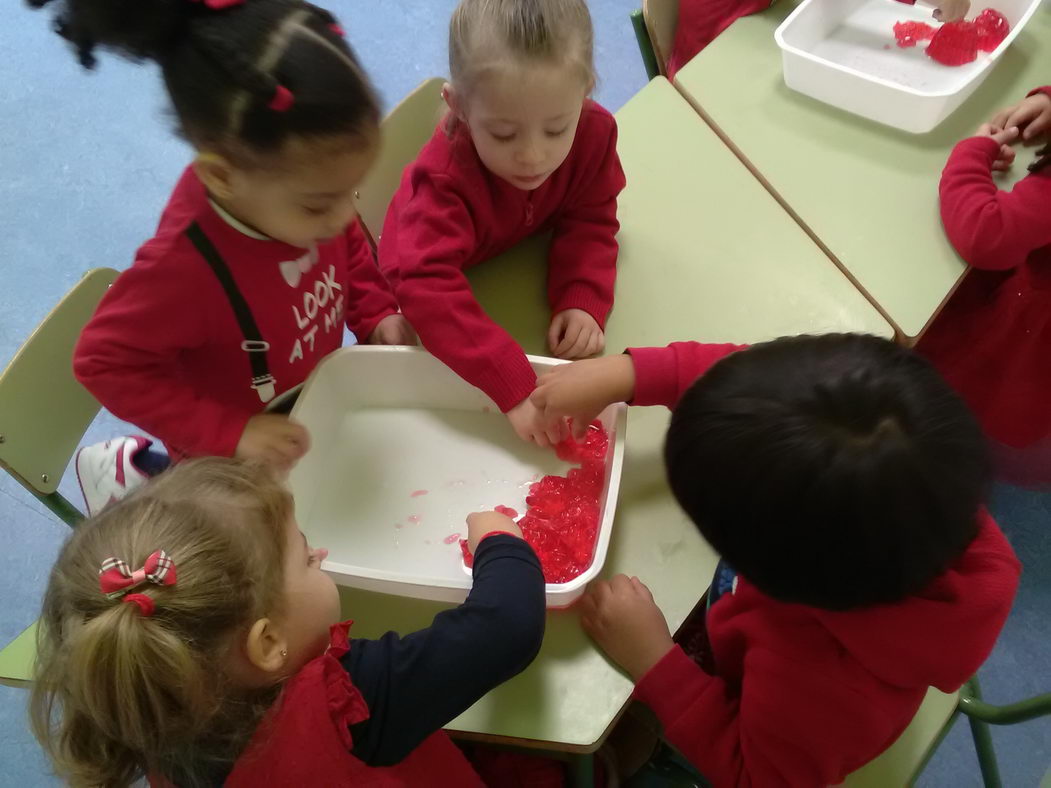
916,85,1051,487
379,0,626,447
531,334,1020,786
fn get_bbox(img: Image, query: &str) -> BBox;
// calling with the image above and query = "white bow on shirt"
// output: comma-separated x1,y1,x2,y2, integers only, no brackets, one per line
278,246,319,288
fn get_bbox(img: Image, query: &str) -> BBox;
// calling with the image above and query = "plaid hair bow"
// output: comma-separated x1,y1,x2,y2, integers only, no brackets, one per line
99,550,178,599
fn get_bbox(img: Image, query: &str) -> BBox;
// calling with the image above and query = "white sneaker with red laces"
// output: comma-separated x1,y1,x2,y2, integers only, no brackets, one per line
75,435,153,516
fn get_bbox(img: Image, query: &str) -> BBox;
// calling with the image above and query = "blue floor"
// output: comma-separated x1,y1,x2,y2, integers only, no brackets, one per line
0,1,1047,785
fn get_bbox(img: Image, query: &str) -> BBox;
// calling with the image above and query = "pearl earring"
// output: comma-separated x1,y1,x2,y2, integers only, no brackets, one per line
280,650,287,657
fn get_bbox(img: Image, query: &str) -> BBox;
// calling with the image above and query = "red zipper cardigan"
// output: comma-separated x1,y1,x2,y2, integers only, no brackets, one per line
378,101,626,412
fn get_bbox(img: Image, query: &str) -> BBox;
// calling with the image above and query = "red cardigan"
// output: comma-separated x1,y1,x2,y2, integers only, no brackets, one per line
74,168,398,458
917,85,1051,449
378,101,626,412
626,342,1021,787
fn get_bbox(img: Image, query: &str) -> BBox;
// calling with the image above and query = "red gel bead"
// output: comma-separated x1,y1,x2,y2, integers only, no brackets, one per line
495,505,518,519
974,8,1009,52
893,20,936,47
926,20,979,65
461,421,610,584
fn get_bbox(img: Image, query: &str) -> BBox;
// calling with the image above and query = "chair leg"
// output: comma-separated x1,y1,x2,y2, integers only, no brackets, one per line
570,752,595,787
965,677,1002,788
630,10,662,81
37,491,84,527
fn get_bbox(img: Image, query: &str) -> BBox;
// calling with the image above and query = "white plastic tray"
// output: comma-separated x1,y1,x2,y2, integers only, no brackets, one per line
774,0,1042,133
288,346,627,608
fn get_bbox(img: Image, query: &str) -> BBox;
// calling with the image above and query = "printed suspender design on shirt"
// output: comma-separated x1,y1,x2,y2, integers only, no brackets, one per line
184,222,277,404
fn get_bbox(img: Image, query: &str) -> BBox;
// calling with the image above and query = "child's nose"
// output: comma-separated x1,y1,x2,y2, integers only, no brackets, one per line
516,139,545,166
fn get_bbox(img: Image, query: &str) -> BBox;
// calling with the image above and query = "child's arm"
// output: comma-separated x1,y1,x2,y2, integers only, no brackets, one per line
940,126,1051,271
73,256,253,458
581,576,885,787
342,513,545,767
342,222,415,345
546,121,626,351
531,342,744,435
385,176,538,415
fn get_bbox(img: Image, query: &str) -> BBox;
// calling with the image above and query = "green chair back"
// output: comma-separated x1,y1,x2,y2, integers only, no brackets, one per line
0,268,117,502
355,77,447,246
843,687,959,787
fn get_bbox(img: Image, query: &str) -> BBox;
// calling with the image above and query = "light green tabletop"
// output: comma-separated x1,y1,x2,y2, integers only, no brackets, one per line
673,0,1051,340
0,79,893,748
339,77,891,752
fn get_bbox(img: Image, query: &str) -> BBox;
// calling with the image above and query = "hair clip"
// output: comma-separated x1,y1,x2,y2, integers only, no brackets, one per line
191,0,246,9
123,593,156,617
268,84,295,113
99,550,178,599
329,23,345,36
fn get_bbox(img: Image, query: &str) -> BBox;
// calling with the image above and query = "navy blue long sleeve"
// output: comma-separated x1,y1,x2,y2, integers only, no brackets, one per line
342,535,546,766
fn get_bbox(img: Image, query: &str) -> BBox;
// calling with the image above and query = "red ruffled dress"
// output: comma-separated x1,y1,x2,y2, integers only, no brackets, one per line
224,622,484,787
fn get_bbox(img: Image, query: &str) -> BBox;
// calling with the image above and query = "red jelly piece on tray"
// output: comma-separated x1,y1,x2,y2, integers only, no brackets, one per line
926,20,979,66
894,20,936,47
494,505,518,519
461,421,610,585
974,8,1010,52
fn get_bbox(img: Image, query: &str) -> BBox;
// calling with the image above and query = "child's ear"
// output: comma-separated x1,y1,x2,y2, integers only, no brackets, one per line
194,152,237,201
244,617,289,675
442,82,465,120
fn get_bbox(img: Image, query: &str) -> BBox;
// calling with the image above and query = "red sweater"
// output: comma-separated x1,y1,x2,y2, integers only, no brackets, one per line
626,342,1021,787
917,86,1051,450
378,101,626,412
74,167,399,458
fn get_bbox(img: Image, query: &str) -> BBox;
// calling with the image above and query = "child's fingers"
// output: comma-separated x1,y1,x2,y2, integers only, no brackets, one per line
547,314,568,353
991,126,1020,145
630,576,655,602
555,320,586,357
571,417,590,440
990,106,1013,129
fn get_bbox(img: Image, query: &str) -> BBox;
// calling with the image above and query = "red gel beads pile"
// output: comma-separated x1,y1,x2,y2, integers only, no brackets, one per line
893,20,935,47
461,422,608,584
894,9,1009,66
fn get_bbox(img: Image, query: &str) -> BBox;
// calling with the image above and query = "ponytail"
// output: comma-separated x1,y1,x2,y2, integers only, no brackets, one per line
31,459,291,786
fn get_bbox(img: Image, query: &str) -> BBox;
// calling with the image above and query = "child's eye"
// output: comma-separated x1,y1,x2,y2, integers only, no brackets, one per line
302,206,329,217
545,127,569,138
490,132,516,143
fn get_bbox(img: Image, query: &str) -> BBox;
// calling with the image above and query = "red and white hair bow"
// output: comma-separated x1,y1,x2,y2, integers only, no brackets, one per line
99,550,178,599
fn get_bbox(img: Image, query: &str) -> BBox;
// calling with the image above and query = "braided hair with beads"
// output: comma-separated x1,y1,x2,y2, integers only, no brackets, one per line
29,0,379,160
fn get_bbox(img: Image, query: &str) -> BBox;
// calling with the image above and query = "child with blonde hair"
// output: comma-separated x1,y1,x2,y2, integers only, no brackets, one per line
30,0,416,513
380,0,626,446
31,458,544,786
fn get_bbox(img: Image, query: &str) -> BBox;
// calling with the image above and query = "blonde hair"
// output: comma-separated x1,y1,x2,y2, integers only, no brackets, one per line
449,0,596,95
30,458,293,787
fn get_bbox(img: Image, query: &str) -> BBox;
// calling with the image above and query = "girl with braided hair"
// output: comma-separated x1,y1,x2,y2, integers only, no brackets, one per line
29,0,416,513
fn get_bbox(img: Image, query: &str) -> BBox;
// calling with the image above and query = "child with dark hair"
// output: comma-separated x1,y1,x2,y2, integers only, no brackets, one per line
29,0,416,513
531,334,1020,786
916,86,1051,487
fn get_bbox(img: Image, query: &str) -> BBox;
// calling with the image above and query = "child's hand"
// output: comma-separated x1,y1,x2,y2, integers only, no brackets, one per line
974,123,1020,171
236,413,311,470
932,0,969,22
507,397,566,447
367,314,417,346
531,355,635,440
466,510,524,554
991,93,1051,142
548,309,605,359
579,575,675,682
